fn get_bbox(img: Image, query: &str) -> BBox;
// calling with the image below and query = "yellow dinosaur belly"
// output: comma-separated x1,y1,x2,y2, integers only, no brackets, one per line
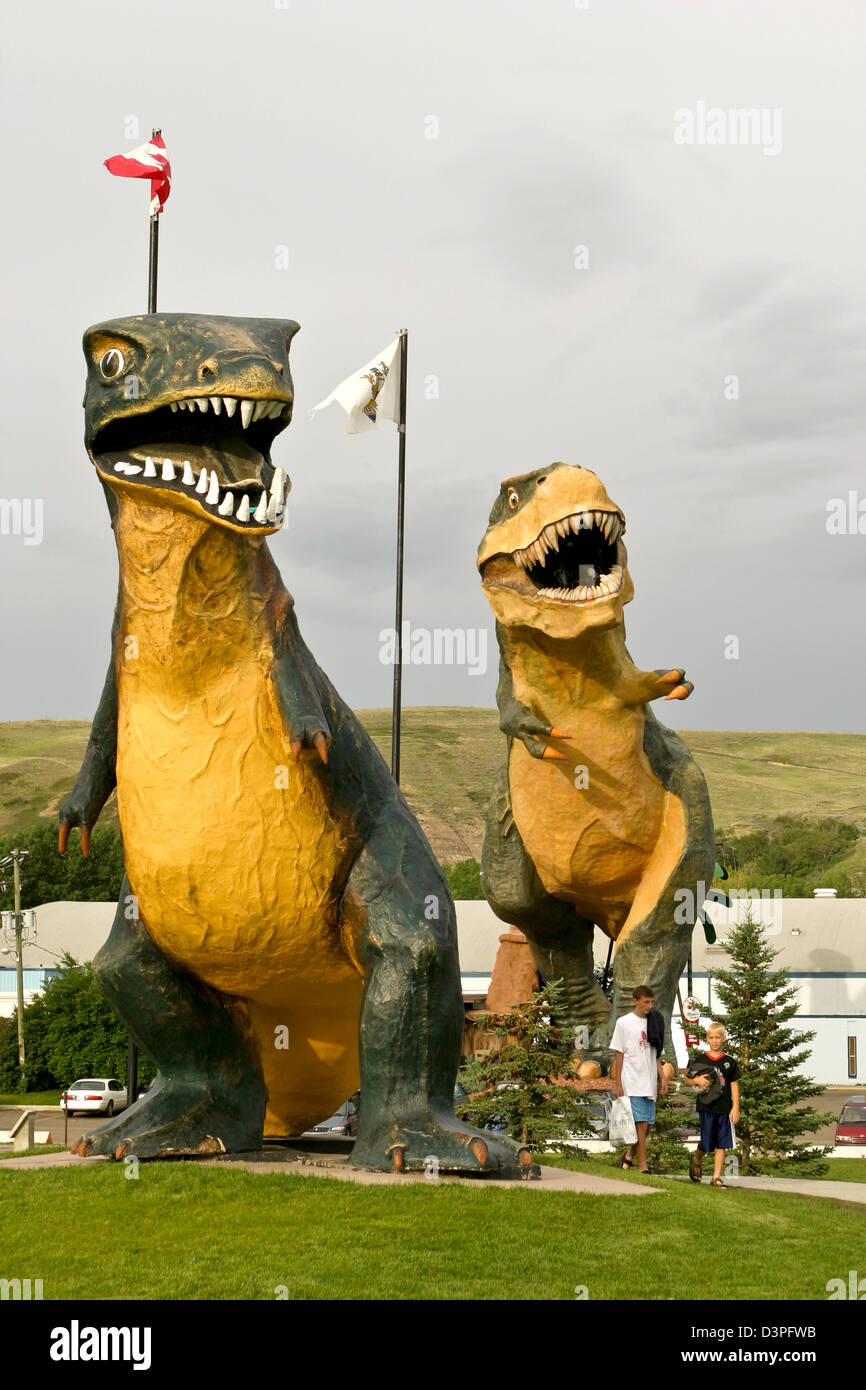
509,708,665,935
115,662,357,1003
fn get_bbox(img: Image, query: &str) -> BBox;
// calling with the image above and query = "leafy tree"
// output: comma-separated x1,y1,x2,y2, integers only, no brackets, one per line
705,910,833,1175
441,858,483,900
715,815,862,897
457,980,596,1151
0,955,154,1094
0,822,124,911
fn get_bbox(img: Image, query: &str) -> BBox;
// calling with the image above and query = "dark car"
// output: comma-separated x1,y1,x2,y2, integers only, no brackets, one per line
835,1094,866,1146
300,1098,358,1138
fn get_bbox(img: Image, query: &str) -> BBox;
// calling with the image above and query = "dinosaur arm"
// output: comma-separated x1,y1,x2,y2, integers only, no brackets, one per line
617,646,694,706
58,595,120,855
270,597,331,764
494,624,571,761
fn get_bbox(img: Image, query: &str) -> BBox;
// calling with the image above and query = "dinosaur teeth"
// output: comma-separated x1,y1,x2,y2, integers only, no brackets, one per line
252,400,271,422
270,467,286,505
206,471,220,505
143,456,157,478
161,458,176,482
124,464,142,475
223,397,237,417
254,493,269,524
196,398,209,413
196,468,209,495
240,399,254,429
218,491,234,517
114,461,129,473
182,460,195,486
209,395,222,415
266,493,278,524
236,494,251,523
169,402,178,413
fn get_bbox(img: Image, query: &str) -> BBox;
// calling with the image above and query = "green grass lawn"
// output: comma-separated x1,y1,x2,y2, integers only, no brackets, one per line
1,1160,863,1301
0,1091,61,1106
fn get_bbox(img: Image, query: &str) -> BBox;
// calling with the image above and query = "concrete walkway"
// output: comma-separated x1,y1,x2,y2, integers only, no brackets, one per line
721,1175,866,1203
675,1173,866,1203
0,1148,659,1194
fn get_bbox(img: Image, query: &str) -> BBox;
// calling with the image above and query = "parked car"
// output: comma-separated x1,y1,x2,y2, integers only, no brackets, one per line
835,1094,866,1146
300,1098,358,1138
61,1078,127,1117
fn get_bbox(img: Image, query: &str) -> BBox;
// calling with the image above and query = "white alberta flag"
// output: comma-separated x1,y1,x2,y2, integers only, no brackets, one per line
311,336,402,434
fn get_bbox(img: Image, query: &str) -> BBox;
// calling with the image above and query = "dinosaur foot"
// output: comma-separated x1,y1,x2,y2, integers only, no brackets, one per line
73,1077,263,1160
351,1110,537,1178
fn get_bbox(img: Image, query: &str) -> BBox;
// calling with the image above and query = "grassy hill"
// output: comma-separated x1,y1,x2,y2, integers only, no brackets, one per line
2,715,866,867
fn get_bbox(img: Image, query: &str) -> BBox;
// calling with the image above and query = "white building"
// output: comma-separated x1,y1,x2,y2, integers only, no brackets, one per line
2,896,864,1087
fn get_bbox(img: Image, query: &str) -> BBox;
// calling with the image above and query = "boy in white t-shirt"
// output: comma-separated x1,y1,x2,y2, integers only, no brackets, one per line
610,985,668,1172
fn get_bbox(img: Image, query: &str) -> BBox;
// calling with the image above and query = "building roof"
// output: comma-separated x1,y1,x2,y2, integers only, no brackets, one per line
7,896,866,978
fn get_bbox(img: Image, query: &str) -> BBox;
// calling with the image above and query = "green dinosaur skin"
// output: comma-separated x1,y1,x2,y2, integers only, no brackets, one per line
477,464,715,1065
60,313,529,1174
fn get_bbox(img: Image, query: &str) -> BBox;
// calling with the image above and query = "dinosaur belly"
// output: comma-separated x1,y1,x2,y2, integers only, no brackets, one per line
115,665,357,1003
508,710,666,935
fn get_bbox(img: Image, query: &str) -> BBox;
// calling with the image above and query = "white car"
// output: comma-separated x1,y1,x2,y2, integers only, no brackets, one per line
61,1078,128,1117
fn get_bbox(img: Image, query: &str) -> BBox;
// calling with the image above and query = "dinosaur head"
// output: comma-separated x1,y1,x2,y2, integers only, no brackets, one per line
477,462,634,638
83,313,299,534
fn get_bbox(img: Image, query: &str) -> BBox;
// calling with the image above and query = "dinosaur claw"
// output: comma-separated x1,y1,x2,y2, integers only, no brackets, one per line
58,823,69,853
80,826,91,858
389,1145,406,1173
664,683,691,701
290,738,302,763
470,1137,488,1167
313,733,328,764
518,1147,533,1165
548,727,572,739
541,745,567,761
114,1141,130,1162
659,669,683,684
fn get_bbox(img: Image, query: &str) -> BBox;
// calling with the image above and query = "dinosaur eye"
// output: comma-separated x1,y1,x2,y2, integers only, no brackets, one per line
507,489,519,509
99,348,125,380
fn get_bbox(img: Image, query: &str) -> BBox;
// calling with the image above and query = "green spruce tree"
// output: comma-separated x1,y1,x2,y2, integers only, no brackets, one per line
457,980,596,1153
707,908,833,1175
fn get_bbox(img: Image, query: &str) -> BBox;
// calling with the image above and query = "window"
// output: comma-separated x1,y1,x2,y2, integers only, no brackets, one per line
848,1037,857,1080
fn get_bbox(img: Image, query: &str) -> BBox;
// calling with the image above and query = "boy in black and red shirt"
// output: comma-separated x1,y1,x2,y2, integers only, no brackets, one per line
683,1023,741,1188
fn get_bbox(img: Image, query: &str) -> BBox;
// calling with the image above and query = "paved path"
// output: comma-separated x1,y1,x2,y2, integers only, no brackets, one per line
675,1174,866,1203
0,1148,660,1194
721,1175,866,1203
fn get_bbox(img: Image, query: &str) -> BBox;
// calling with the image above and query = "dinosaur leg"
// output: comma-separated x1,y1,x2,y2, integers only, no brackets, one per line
608,792,713,1053
73,878,267,1159
344,824,529,1174
481,767,610,1058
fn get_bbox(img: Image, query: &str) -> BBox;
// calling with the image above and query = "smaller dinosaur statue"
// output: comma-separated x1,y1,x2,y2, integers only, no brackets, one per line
477,463,715,1062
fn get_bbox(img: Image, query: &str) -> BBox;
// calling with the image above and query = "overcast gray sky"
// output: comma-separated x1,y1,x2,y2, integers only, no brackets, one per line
1,0,864,731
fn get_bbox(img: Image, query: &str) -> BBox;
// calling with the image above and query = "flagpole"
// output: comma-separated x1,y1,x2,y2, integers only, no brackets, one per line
129,126,162,1110
390,329,408,784
147,128,160,313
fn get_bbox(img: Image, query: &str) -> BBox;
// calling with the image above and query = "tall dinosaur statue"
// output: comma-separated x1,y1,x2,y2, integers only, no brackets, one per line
477,462,715,1062
59,311,528,1174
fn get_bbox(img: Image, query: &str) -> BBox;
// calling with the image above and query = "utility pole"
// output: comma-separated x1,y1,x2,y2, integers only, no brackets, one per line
1,849,30,1080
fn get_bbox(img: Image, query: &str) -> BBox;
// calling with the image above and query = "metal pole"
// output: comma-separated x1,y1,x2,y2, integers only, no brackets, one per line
12,855,25,1077
147,216,159,313
687,947,693,999
390,329,408,784
127,126,161,1100
147,128,160,314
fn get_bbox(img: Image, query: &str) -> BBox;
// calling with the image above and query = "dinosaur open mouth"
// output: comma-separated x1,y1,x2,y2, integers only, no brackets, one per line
483,510,624,603
89,392,291,531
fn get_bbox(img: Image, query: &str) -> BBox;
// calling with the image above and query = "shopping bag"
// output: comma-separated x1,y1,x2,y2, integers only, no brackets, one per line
609,1095,638,1146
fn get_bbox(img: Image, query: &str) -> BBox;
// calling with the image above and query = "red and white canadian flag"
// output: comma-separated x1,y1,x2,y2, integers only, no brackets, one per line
104,132,171,214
